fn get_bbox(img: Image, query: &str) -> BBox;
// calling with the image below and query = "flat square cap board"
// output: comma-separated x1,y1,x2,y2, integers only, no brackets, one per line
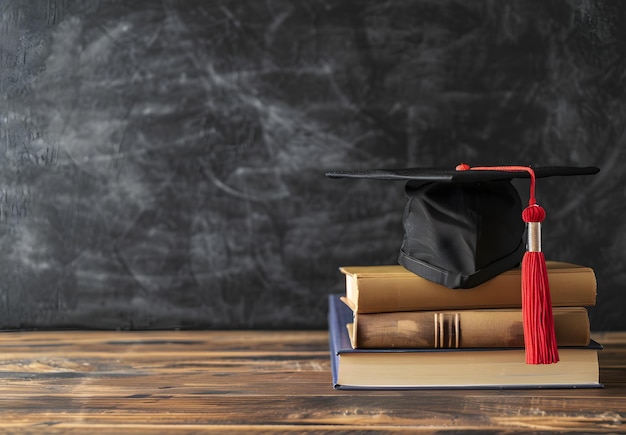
325,166,599,183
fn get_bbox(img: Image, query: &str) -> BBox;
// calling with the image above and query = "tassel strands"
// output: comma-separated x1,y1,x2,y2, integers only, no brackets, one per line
522,204,559,364
456,163,559,364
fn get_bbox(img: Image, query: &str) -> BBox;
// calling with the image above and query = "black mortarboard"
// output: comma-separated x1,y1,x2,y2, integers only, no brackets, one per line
326,163,600,364
325,165,599,289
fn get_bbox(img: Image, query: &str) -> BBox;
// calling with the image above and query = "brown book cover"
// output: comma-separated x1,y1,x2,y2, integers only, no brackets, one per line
346,303,590,349
340,261,596,313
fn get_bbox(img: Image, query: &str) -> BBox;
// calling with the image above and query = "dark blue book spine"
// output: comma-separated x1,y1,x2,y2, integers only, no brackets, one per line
327,294,345,389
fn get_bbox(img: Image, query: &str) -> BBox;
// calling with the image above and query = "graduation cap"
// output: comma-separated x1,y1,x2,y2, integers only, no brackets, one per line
326,163,600,364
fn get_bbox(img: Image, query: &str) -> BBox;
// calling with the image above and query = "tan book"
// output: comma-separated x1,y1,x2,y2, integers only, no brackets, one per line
347,304,590,349
340,261,596,313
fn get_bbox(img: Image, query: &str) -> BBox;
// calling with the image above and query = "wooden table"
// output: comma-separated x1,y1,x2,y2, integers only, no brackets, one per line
0,330,624,433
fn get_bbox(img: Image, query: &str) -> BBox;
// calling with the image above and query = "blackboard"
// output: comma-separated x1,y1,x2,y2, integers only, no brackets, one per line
1,1,624,330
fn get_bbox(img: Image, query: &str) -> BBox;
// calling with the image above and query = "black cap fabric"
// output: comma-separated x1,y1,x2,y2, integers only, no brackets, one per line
326,166,599,289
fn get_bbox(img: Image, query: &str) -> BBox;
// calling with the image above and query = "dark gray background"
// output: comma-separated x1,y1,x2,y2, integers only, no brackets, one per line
1,1,623,330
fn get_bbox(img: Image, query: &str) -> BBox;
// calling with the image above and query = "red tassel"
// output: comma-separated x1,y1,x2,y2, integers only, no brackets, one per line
456,163,559,364
522,204,559,364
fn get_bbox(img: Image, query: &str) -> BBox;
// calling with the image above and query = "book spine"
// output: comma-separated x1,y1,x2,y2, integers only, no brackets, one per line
351,267,596,313
352,308,590,349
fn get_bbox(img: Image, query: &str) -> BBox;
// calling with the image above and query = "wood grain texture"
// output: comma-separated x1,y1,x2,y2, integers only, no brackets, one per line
0,330,624,433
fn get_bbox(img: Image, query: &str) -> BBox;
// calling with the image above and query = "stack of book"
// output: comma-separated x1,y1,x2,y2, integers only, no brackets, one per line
328,261,603,389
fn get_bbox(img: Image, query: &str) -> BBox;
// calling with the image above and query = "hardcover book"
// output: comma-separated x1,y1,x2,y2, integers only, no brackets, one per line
346,303,590,349
340,261,596,314
328,294,602,390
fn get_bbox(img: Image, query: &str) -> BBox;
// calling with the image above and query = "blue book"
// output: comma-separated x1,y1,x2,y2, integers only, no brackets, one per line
328,294,602,390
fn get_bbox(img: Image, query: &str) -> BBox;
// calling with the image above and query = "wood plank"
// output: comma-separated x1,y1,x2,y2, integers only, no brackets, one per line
0,330,624,433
